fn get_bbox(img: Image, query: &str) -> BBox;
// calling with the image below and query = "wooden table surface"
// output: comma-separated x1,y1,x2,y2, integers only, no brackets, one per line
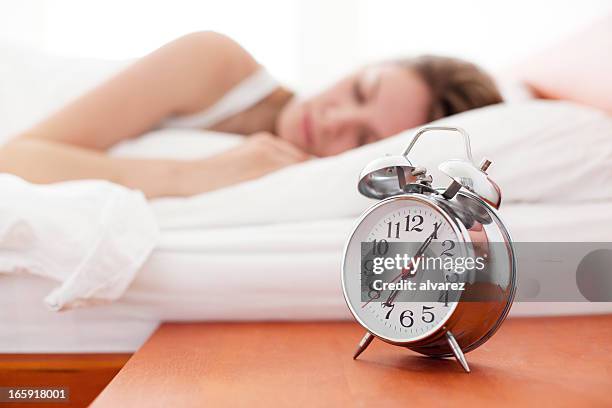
0,353,130,408
93,315,612,407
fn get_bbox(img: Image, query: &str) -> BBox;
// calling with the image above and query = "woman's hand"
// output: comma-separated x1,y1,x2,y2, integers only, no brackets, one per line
236,132,310,177
176,132,310,196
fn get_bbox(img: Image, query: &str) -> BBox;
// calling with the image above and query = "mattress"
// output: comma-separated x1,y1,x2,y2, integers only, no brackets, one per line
0,218,351,352
1,275,158,353
3,206,612,353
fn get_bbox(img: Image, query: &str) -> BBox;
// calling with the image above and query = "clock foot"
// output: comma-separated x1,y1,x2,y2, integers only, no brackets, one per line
353,332,375,360
446,331,470,373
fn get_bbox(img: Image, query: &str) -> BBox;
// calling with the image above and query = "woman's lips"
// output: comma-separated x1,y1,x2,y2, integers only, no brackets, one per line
302,109,314,148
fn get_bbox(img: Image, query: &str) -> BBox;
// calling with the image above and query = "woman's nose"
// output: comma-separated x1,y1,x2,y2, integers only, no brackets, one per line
320,107,358,138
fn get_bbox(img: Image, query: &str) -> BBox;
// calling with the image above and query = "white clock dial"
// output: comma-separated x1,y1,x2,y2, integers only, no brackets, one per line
342,196,463,343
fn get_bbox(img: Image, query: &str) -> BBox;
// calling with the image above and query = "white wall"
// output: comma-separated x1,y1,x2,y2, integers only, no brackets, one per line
0,0,610,92
0,0,46,48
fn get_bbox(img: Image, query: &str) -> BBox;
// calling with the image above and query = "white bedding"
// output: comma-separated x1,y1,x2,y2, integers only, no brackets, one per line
5,100,611,311
2,48,612,352
3,203,612,352
0,174,159,311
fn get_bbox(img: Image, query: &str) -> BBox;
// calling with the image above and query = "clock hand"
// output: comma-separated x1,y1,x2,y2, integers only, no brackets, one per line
383,223,441,307
360,263,413,309
360,222,441,309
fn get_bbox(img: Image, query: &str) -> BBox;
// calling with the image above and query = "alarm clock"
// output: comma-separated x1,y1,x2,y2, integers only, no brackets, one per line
341,126,516,373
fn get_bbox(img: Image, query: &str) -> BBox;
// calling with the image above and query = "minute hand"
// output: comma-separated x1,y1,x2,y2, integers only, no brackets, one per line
383,223,440,306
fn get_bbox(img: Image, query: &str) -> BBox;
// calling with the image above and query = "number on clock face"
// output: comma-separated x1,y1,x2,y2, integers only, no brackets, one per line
343,198,461,343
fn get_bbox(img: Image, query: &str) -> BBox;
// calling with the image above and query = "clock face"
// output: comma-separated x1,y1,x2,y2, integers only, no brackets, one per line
342,196,464,343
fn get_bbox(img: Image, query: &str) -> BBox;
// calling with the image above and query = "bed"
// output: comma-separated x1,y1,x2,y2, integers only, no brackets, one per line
2,71,612,352
3,196,612,353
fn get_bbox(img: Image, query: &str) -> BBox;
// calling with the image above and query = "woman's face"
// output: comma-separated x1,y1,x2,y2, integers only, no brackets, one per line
276,64,431,157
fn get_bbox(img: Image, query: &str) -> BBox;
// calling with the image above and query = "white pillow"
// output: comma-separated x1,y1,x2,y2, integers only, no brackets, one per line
134,100,612,229
0,44,127,142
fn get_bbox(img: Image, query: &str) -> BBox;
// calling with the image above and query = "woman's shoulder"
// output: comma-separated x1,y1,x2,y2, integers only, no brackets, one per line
178,31,260,83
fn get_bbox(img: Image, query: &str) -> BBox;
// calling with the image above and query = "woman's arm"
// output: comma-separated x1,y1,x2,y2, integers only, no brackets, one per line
0,134,308,198
18,31,259,149
0,139,184,197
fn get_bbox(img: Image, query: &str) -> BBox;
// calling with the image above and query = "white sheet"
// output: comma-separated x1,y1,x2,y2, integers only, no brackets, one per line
2,203,612,352
0,174,159,311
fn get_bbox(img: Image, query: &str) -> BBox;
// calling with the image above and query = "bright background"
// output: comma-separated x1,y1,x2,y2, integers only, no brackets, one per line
1,0,611,92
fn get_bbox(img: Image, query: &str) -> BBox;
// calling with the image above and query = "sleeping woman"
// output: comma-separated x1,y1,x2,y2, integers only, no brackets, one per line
0,32,502,198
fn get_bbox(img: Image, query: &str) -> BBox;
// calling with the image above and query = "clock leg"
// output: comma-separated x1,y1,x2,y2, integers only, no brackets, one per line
353,332,375,360
445,331,471,373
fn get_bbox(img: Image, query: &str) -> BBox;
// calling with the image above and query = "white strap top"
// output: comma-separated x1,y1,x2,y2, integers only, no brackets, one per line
162,67,279,129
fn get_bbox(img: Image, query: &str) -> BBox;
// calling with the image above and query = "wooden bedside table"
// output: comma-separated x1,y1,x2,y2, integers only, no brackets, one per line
92,315,612,407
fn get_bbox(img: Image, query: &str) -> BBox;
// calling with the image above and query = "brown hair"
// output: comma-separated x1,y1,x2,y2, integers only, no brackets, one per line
398,55,503,121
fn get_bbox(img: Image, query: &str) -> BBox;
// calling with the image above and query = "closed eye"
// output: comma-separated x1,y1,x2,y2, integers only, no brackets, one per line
357,126,381,146
352,80,366,105
357,129,368,146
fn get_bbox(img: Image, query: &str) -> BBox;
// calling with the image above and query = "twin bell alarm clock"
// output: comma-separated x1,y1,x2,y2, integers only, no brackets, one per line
341,126,516,373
